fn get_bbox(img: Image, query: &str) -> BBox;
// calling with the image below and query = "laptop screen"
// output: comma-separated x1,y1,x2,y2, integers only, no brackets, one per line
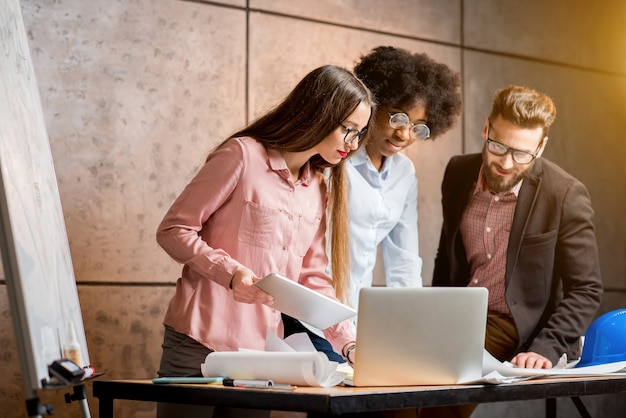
351,286,488,386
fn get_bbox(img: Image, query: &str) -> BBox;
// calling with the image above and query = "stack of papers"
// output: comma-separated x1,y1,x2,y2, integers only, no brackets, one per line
471,350,626,384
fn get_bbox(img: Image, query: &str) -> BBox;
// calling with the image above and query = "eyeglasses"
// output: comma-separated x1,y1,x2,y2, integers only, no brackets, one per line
387,110,430,140
341,124,368,144
485,133,541,165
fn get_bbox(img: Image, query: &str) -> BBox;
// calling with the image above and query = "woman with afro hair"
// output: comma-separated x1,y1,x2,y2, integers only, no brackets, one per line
283,47,462,369
345,46,462,314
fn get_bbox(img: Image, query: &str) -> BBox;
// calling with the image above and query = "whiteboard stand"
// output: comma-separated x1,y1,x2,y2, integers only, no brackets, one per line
23,383,92,418
64,384,92,418
1,1,93,417
25,395,53,418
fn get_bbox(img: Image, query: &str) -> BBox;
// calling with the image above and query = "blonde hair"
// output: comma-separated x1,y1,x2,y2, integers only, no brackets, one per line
489,85,557,137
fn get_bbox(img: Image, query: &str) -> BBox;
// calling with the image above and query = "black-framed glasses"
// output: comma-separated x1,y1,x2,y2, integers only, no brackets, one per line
485,127,542,164
341,124,368,144
387,110,430,140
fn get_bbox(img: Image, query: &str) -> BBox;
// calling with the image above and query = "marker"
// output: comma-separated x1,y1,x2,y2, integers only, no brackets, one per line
223,379,274,388
82,366,96,380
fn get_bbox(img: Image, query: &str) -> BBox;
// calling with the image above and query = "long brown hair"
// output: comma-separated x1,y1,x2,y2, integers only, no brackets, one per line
215,65,375,303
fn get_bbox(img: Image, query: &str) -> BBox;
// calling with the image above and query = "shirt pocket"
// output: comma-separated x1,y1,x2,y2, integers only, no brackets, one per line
522,229,558,246
515,229,558,307
238,200,278,248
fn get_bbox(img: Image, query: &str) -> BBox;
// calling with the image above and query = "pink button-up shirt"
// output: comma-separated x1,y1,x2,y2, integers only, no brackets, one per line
157,137,354,354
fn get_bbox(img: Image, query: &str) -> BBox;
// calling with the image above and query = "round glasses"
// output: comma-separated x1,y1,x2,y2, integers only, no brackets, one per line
341,124,368,144
388,111,430,140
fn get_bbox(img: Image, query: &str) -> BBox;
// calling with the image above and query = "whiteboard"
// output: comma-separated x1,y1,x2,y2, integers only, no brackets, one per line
0,0,90,392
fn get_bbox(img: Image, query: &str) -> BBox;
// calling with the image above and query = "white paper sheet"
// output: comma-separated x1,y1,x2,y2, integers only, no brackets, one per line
466,349,626,384
201,331,347,387
254,273,356,329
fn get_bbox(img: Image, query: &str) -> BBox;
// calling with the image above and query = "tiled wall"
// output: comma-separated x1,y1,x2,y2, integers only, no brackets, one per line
1,0,625,417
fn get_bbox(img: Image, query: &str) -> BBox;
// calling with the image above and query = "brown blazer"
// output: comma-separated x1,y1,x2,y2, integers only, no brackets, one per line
433,153,603,364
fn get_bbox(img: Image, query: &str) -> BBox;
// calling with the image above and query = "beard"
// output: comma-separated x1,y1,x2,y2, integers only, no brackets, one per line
481,147,534,193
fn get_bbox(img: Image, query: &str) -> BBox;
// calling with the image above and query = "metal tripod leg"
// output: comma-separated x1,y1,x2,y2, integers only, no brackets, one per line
65,384,92,418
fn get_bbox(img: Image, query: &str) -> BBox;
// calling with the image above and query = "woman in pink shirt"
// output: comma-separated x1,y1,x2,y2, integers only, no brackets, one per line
156,65,373,380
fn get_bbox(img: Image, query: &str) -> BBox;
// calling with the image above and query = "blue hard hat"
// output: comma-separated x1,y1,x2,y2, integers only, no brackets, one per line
575,309,626,368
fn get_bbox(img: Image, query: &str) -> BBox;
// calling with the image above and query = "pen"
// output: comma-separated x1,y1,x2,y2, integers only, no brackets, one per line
223,379,274,388
272,383,296,390
222,379,295,390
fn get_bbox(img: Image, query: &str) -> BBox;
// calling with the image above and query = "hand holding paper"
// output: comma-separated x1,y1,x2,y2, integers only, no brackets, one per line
253,273,356,329
470,349,626,384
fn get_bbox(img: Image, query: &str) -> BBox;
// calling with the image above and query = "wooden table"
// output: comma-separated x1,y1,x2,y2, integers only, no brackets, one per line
93,375,626,417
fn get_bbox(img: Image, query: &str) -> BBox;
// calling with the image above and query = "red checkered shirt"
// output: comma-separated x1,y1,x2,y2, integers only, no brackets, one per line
460,167,522,315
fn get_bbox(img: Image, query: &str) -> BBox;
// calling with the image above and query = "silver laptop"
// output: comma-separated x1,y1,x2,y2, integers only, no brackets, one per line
350,286,488,386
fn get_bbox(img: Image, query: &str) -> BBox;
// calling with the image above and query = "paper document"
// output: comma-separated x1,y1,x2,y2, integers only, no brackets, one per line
467,349,626,384
200,330,348,387
254,273,356,329
201,351,346,387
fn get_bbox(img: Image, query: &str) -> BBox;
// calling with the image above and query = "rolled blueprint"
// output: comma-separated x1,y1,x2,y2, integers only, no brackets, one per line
201,351,346,387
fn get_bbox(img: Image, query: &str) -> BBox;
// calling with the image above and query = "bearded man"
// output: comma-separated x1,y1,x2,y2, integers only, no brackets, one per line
422,85,603,418
434,84,602,369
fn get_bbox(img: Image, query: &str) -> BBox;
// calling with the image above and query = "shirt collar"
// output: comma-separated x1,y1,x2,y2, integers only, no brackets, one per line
350,146,394,179
267,148,311,186
350,146,370,166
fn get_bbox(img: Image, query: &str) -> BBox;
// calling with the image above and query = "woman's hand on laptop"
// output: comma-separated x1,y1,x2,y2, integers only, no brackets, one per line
510,351,553,369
